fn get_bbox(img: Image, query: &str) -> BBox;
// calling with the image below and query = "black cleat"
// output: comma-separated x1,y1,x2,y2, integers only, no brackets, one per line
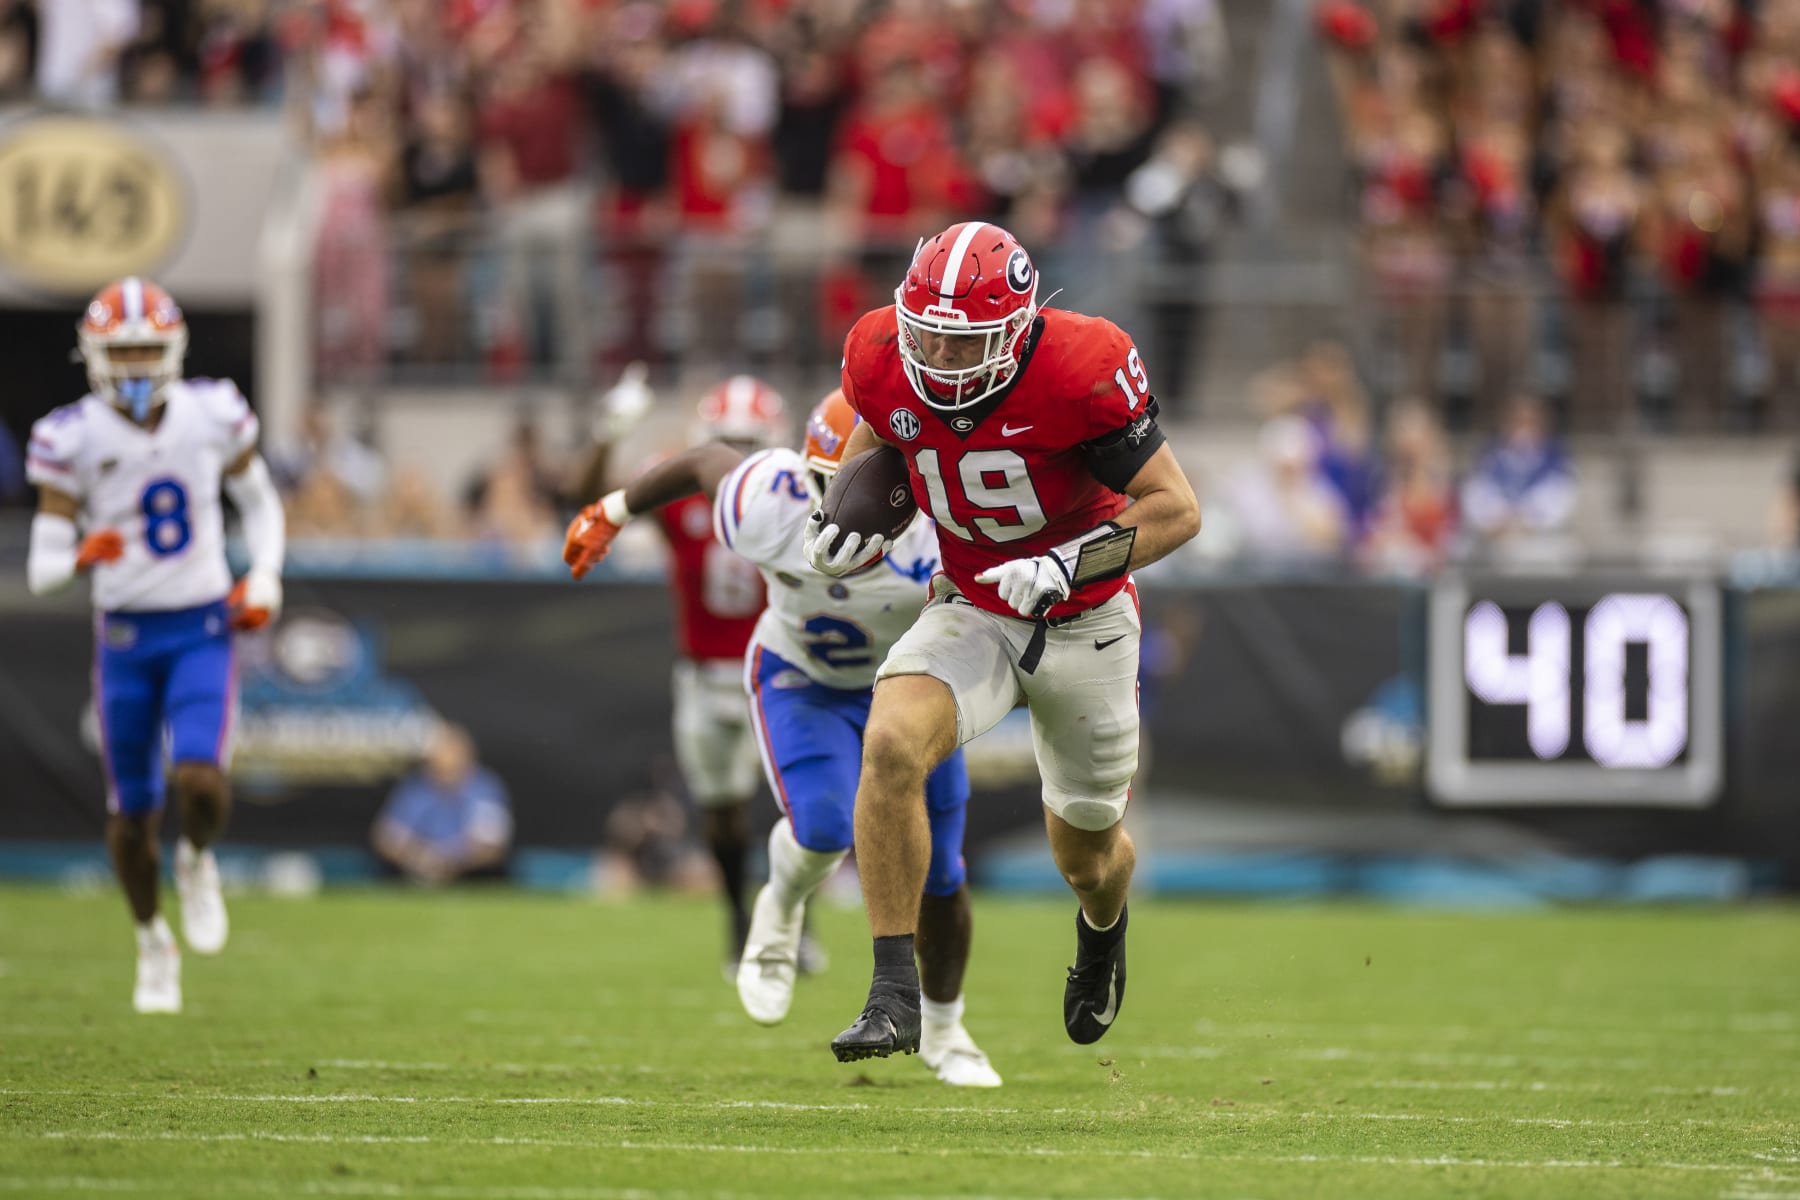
830,1000,921,1062
1064,904,1127,1045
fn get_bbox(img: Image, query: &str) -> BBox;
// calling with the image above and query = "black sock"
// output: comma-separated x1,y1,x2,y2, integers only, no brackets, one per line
710,835,749,928
1078,903,1128,948
868,934,919,1009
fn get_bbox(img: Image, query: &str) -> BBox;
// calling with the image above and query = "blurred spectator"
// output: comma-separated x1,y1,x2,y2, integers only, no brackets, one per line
1449,118,1536,429
662,7,780,364
1545,122,1648,432
313,86,395,380
372,724,513,885
1121,120,1249,413
1460,394,1578,554
597,777,716,896
38,0,139,108
1253,340,1382,539
0,2,35,102
464,417,562,546
828,50,974,310
477,14,588,379
1364,400,1458,575
277,404,388,538
583,3,677,372
396,89,481,364
766,1,856,367
1651,115,1752,430
1755,148,1800,429
1225,415,1350,566
377,467,452,540
1141,0,1230,123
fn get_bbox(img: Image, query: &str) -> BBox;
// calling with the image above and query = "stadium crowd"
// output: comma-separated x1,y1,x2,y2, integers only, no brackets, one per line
1317,0,1800,432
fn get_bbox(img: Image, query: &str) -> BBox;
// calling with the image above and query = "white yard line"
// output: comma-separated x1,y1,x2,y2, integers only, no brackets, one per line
1,1129,1783,1173
1192,1017,1799,1045
1133,1043,1761,1071
6,1085,1793,1119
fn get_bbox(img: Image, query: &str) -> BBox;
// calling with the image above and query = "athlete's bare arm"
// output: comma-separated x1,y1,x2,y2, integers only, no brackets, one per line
1113,443,1202,570
622,443,747,512
38,486,79,519
835,417,892,472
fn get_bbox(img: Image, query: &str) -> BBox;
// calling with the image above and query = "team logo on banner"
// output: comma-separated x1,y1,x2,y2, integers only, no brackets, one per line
0,115,188,292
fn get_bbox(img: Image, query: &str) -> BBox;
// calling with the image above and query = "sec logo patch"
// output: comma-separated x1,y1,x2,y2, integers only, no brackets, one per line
890,409,921,441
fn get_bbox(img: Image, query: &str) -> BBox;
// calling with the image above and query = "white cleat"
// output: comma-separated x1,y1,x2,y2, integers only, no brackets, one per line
174,840,229,955
133,921,182,1014
921,1021,1002,1088
735,884,803,1026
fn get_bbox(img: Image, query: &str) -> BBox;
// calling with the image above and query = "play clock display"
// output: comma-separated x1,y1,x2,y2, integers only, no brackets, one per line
1426,577,1723,807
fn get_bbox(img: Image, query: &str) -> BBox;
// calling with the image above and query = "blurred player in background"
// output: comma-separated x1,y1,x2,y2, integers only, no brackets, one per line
24,277,286,1014
573,375,781,974
566,389,1001,1087
806,221,1202,1061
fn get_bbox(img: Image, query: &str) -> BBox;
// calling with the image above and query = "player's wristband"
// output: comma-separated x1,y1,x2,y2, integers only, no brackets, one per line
1050,522,1137,587
600,489,632,526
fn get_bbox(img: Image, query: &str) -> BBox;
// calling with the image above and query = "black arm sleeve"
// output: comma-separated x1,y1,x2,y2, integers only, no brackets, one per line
1082,397,1167,493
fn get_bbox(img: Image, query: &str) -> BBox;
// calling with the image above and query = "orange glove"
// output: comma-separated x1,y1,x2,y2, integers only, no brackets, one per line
75,529,125,571
228,569,283,632
563,503,623,580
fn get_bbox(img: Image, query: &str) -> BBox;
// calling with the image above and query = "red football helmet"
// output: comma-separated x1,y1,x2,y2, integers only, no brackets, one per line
78,276,188,420
894,220,1040,411
696,375,786,450
801,388,859,503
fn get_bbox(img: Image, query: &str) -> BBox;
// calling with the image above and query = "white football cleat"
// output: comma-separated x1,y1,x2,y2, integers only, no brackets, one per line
174,839,229,955
133,919,182,1014
921,1021,1002,1088
736,884,803,1025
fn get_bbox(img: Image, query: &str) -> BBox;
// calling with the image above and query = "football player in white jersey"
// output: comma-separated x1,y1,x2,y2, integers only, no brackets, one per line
24,277,286,1015
565,389,1000,1087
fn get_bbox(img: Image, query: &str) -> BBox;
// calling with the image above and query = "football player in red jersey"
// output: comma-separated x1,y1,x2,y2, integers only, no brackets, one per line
570,376,782,973
803,221,1202,1061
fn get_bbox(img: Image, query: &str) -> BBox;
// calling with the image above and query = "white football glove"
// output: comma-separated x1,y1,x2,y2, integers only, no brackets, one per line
803,510,887,577
974,553,1071,618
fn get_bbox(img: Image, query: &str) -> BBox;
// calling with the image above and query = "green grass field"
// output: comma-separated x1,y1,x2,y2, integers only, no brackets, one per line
1,886,1797,1200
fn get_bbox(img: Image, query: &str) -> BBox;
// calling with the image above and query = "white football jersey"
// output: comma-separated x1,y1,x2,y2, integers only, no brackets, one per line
712,447,939,691
26,379,259,613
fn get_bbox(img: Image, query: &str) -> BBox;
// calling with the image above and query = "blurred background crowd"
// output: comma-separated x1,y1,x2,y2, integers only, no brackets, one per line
1,0,1798,575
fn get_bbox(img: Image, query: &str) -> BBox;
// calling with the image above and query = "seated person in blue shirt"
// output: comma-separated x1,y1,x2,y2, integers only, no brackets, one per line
372,724,513,884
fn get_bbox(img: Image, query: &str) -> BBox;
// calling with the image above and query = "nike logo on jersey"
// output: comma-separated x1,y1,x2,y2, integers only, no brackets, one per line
1001,423,1034,437
1094,635,1126,651
1094,965,1119,1027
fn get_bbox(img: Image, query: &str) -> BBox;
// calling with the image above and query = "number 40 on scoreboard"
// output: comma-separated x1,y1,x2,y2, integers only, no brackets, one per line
1425,577,1724,808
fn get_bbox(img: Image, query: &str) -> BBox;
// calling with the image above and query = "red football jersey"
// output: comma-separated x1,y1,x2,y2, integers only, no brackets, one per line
842,305,1151,619
656,493,766,661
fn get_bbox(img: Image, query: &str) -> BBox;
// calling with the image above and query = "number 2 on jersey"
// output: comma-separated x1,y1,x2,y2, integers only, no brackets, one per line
914,448,1047,544
140,478,192,556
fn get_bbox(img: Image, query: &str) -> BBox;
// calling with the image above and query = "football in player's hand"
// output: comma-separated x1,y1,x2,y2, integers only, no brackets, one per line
820,445,918,547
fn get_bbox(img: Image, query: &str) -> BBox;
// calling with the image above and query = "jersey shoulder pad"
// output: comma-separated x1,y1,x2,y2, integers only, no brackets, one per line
182,378,259,457
1040,309,1146,435
712,446,812,565
26,402,89,492
842,306,902,421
